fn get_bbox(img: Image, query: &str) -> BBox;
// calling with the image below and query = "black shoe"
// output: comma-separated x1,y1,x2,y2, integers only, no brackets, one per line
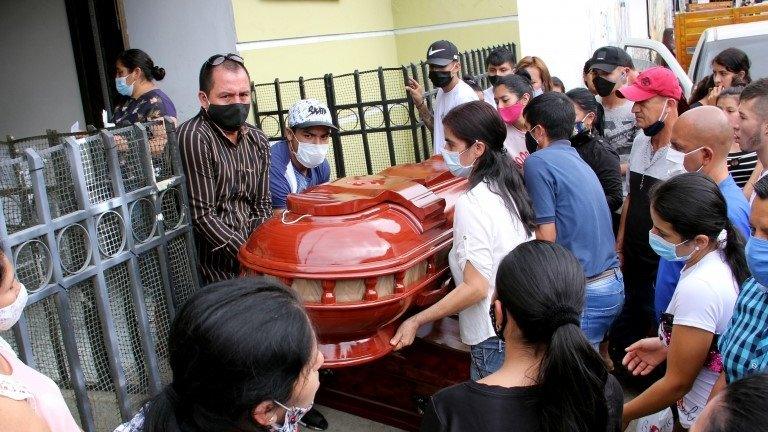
299,407,329,431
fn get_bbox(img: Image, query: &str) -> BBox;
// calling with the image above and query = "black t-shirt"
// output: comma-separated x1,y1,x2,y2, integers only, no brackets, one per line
420,375,623,432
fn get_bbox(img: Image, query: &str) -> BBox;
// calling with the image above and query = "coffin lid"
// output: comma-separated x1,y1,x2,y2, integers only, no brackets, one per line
240,157,465,278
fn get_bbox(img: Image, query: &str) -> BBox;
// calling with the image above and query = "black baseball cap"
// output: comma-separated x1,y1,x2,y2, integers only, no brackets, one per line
426,40,459,67
588,46,634,73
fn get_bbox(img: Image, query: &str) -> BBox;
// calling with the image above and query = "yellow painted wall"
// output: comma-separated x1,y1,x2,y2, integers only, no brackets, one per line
391,0,517,29
232,0,395,42
232,0,519,83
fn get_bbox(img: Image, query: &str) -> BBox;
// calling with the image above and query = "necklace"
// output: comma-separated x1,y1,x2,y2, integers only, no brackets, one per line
640,142,665,190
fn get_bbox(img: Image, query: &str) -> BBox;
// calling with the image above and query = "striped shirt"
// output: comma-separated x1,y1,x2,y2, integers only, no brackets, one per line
178,109,271,285
719,278,768,383
727,150,758,188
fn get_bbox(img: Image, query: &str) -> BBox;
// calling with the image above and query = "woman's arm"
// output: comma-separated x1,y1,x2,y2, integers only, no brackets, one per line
743,159,763,200
390,262,489,350
622,325,714,424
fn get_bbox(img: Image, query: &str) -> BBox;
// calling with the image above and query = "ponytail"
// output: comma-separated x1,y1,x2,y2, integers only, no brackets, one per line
496,241,609,432
142,387,184,432
722,218,749,285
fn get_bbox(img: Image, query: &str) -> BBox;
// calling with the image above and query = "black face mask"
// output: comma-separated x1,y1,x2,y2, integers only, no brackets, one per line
643,105,669,137
488,74,499,86
593,74,618,98
525,129,539,154
206,103,250,132
429,70,453,88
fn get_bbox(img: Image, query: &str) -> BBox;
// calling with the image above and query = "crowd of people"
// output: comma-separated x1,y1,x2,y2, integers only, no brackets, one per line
2,36,768,432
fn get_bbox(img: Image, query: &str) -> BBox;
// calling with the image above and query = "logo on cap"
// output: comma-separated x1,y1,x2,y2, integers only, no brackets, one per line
428,48,445,57
308,105,327,115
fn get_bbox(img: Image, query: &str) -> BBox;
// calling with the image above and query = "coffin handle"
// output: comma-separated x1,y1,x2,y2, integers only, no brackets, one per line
414,277,453,307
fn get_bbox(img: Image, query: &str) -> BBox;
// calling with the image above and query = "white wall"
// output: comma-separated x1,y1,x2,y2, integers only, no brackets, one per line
122,0,239,123
0,0,85,138
517,0,638,91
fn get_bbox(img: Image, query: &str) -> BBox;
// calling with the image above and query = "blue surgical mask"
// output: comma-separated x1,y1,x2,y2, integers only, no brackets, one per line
746,236,768,287
648,230,698,262
532,87,544,98
115,75,134,97
442,143,475,178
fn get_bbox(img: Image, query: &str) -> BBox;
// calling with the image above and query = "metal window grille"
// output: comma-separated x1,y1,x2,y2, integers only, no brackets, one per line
0,118,199,431
251,43,516,179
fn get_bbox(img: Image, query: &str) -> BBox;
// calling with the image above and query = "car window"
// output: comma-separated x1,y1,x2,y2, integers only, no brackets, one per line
692,35,768,84
625,46,664,71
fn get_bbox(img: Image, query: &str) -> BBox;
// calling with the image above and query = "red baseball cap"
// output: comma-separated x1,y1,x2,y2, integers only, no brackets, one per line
616,67,682,101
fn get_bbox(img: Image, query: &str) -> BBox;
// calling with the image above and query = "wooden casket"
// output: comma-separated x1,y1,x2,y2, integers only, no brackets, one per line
239,156,471,430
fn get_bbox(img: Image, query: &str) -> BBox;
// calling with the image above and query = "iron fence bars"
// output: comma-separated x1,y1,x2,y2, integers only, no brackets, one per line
0,117,199,431
250,43,516,178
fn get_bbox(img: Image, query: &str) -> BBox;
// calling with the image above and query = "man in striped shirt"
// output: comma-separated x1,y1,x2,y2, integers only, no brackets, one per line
178,54,271,285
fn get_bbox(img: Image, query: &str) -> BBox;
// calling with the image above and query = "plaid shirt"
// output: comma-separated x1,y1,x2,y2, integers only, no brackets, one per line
719,278,768,383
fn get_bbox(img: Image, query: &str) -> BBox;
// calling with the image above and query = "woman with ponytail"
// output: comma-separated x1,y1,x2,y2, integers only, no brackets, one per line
113,48,177,126
493,71,535,167
114,278,323,432
622,173,748,429
420,240,623,432
391,100,535,380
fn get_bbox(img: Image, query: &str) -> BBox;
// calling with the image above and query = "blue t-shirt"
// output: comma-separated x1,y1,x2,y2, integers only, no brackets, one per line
654,175,751,320
524,140,619,277
269,140,331,209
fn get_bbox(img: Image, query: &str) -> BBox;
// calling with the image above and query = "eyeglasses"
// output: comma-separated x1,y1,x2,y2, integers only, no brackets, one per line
205,53,244,67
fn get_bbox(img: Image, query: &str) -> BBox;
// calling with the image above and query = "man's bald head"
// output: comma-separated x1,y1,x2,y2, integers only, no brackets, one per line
671,106,734,176
675,106,733,158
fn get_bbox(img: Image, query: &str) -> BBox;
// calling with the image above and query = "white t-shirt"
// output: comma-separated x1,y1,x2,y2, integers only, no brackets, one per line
448,181,534,345
504,124,529,168
432,80,479,155
662,250,739,428
483,87,496,107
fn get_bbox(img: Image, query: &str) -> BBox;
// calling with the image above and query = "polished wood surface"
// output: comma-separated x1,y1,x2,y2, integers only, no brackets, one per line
239,156,468,367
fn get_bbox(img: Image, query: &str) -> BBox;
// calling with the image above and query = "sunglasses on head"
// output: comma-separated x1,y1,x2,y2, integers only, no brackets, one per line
205,53,244,67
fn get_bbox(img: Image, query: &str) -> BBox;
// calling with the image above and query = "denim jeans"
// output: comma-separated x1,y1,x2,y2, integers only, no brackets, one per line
581,268,625,349
470,336,505,381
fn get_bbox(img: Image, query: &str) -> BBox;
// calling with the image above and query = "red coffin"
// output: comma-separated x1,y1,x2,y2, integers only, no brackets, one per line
239,156,467,367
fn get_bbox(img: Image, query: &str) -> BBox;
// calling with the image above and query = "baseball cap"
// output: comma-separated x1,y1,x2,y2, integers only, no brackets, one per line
287,99,337,130
588,46,635,73
426,40,459,67
616,67,683,102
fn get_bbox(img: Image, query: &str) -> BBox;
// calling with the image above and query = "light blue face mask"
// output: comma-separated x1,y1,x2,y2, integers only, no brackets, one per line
648,230,698,262
442,142,476,178
115,75,134,97
746,236,768,287
532,87,544,98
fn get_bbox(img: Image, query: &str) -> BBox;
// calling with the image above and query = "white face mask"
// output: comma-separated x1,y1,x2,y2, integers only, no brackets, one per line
0,283,28,331
269,401,312,432
295,142,329,169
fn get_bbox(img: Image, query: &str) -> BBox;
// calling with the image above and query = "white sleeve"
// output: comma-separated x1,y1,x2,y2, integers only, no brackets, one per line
452,195,493,282
671,276,722,334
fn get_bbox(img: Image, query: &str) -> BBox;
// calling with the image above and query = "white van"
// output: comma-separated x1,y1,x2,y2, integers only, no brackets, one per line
620,20,768,100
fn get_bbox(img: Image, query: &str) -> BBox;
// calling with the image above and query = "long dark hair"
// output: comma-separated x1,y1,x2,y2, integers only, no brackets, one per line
566,87,606,136
141,278,315,431
117,48,166,81
651,173,749,285
690,74,715,105
494,72,534,99
713,48,752,84
443,101,536,235
495,241,609,432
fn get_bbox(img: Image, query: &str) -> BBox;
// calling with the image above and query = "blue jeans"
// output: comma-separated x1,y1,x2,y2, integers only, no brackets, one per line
581,268,624,349
470,336,505,380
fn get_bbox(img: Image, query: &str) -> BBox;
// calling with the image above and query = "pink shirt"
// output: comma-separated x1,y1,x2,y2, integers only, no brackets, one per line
0,338,81,431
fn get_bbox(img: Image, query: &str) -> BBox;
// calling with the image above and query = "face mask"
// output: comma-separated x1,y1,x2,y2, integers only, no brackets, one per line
429,70,453,88
443,143,475,177
269,401,312,432
643,99,670,137
683,147,705,173
295,142,329,169
115,75,134,97
525,126,540,154
488,74,499,87
573,114,591,136
532,87,544,98
746,236,768,287
498,102,524,126
206,103,250,132
648,231,698,262
0,283,28,331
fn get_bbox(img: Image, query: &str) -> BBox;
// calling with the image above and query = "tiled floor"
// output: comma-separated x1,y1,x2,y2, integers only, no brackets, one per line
317,405,405,431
